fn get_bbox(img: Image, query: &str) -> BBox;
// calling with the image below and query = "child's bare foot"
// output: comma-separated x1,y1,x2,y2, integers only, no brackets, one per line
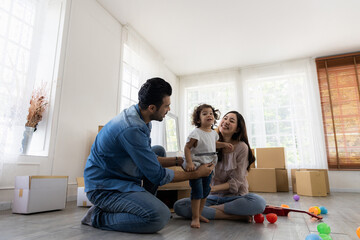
200,215,210,223
191,218,200,228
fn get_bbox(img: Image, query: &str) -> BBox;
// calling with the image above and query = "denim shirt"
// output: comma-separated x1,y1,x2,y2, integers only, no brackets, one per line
84,104,174,193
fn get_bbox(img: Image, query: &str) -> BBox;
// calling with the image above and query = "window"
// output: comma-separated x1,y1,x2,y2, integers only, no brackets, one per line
120,44,142,111
164,113,180,154
316,53,360,169
243,59,327,169
0,0,65,160
120,26,178,148
185,82,236,137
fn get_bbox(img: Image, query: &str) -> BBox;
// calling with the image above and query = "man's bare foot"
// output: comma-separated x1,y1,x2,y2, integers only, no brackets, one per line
191,218,200,228
200,215,210,223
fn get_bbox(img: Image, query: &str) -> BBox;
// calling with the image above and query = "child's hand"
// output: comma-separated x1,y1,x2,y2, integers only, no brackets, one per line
185,162,196,172
225,143,234,151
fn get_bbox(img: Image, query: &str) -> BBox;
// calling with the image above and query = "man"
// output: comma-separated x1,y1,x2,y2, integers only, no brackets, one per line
81,77,214,233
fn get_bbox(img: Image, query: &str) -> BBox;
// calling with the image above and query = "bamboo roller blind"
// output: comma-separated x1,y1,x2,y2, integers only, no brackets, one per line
316,52,360,169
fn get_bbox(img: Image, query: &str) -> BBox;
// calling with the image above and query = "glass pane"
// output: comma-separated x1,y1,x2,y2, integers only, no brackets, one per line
165,115,179,152
265,122,277,135
121,82,130,98
131,86,138,102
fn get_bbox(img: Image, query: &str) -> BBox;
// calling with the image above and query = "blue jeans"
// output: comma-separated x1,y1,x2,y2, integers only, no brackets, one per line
87,190,170,233
190,172,213,199
173,193,266,220
86,145,169,233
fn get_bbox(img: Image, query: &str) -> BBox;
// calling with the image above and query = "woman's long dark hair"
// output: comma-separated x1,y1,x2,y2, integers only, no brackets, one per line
217,111,255,171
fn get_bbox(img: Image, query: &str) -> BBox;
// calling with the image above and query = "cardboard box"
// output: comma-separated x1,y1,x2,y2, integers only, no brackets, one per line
291,169,330,193
256,147,285,169
247,168,277,193
291,169,298,192
76,177,92,207
12,176,68,214
295,171,327,197
275,169,289,192
250,149,255,168
301,169,330,194
98,125,103,132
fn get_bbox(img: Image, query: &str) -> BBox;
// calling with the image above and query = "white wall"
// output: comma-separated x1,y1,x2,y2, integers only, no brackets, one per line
329,171,360,192
51,0,122,188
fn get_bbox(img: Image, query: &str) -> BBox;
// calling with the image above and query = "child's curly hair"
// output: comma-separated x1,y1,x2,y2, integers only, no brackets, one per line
192,103,220,129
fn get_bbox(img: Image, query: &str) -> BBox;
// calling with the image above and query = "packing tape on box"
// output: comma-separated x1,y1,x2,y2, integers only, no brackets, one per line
83,201,87,206
19,189,23,197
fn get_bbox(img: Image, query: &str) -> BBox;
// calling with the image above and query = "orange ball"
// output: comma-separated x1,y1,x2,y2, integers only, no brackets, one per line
356,226,360,239
309,206,319,215
281,204,289,208
266,213,278,223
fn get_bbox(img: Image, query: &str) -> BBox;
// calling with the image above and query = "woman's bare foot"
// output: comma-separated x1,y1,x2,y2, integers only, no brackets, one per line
191,218,200,228
200,215,210,223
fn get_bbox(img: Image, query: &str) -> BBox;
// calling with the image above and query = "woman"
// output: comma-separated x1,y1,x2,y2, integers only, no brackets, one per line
174,111,266,222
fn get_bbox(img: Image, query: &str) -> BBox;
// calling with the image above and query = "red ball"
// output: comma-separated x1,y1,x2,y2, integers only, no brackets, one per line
266,213,278,223
254,214,264,223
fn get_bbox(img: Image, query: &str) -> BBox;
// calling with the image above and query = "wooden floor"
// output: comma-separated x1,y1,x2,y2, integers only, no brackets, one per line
1,192,359,240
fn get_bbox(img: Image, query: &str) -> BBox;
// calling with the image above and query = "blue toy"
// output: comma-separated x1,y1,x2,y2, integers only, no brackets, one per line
319,206,328,214
305,233,322,240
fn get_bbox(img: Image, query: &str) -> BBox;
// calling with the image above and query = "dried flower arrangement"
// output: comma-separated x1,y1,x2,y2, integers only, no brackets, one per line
25,85,49,130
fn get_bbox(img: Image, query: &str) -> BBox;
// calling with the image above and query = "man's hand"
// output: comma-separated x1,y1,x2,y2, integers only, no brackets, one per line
196,163,215,178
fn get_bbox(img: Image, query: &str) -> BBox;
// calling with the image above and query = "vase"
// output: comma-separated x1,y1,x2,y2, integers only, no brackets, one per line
21,126,35,154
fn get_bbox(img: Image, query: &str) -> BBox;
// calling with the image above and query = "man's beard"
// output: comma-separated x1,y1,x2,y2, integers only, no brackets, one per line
150,111,165,121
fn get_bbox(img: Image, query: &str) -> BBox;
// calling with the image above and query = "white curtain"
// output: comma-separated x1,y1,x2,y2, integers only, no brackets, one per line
179,70,239,148
120,25,178,147
0,0,48,177
241,58,327,169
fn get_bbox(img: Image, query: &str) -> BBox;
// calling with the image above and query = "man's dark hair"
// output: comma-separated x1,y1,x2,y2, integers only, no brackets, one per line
138,77,172,109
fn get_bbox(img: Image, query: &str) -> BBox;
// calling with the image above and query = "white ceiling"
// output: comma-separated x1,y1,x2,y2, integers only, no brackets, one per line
97,0,360,76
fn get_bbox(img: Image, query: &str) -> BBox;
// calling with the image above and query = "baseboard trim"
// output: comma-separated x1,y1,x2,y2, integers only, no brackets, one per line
0,202,11,211
330,188,360,193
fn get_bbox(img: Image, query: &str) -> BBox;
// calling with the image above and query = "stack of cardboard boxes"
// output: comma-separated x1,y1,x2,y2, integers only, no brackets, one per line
247,147,289,193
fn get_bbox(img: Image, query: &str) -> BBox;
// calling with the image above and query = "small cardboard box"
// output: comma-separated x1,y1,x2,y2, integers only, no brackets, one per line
76,177,92,207
256,147,285,169
291,169,330,193
275,169,289,192
301,169,330,194
12,176,68,214
247,168,277,193
295,171,327,197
